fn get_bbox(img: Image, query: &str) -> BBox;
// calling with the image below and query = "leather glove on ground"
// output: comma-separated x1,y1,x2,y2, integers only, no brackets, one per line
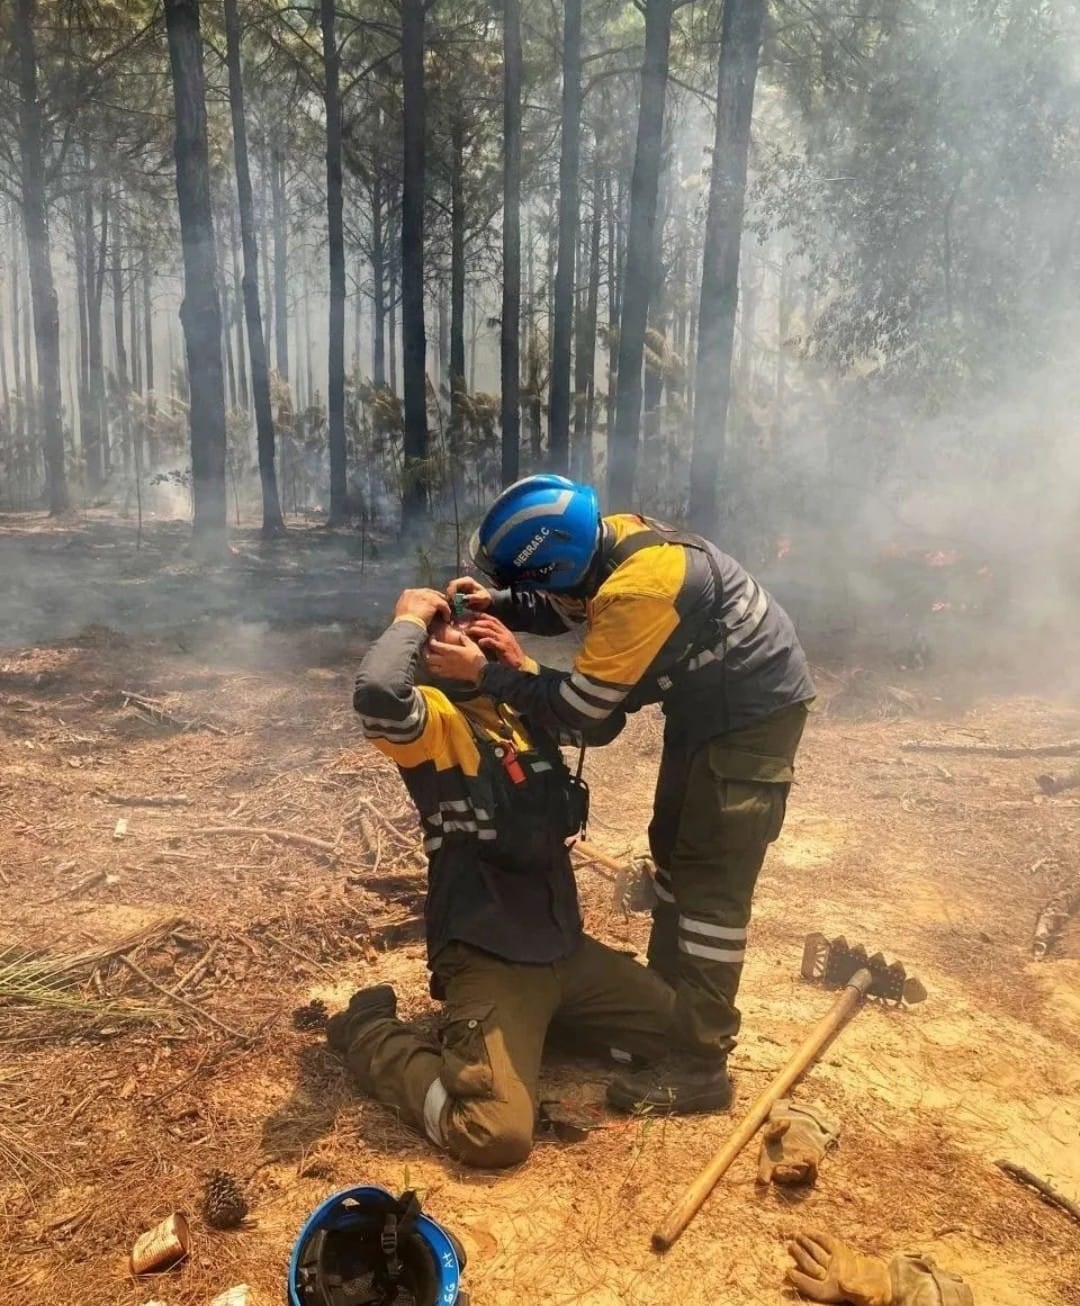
889,1254,974,1306
785,1231,894,1306
757,1098,840,1186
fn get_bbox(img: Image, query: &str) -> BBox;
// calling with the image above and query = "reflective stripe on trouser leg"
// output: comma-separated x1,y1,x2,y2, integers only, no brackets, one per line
678,915,747,964
653,865,675,903
672,905,752,1057
665,764,786,1058
423,1076,449,1146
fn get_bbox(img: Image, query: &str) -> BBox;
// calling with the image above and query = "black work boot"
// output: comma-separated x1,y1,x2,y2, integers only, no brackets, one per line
606,1055,733,1115
325,984,397,1055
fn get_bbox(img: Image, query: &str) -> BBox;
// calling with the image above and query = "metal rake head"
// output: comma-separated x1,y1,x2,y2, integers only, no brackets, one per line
801,933,927,1005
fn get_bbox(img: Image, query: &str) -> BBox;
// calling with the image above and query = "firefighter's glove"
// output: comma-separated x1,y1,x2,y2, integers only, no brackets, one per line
612,850,658,914
785,1231,893,1306
888,1254,974,1306
757,1099,839,1187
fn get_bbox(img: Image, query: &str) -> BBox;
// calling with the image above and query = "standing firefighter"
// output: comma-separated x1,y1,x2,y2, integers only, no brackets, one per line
431,475,815,1114
330,588,675,1168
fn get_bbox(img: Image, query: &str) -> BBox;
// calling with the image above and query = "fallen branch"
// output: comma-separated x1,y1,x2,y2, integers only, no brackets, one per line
995,1159,1080,1225
146,1045,215,1108
198,825,337,855
261,930,337,977
117,955,252,1042
1032,887,1080,960
348,795,416,848
98,791,191,808
67,916,184,975
57,870,109,900
170,941,220,995
902,738,1080,758
1036,768,1080,796
121,689,228,737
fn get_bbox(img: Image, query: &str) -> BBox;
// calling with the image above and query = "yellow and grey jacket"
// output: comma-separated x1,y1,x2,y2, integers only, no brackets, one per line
480,514,816,748
353,618,590,966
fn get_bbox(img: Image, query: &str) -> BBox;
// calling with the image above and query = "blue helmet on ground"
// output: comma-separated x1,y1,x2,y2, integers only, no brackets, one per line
288,1185,467,1306
468,474,600,592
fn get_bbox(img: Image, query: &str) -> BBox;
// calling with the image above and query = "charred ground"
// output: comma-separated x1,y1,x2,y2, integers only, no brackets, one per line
1,516,1078,1306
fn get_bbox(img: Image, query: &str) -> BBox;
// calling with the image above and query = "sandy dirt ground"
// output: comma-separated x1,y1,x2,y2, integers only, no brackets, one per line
1,516,1078,1306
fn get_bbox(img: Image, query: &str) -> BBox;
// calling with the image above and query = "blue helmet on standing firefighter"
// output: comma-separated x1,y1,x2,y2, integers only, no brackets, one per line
468,475,600,592
288,1185,468,1306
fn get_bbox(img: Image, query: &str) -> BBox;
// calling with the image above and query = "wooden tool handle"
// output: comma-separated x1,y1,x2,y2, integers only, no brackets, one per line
572,838,626,874
652,968,872,1251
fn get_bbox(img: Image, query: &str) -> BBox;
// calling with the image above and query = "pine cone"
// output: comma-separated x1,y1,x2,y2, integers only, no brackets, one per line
292,999,328,1031
202,1170,248,1230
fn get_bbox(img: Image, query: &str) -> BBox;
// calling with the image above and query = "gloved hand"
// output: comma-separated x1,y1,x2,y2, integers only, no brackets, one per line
785,1231,894,1306
757,1099,839,1186
611,849,659,914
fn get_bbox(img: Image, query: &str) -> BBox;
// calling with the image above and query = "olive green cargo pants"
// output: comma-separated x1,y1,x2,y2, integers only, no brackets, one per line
647,702,810,1060
343,936,674,1169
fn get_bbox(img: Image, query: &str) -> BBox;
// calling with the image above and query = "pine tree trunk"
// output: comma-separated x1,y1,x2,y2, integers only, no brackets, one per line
111,212,132,475
21,240,36,448
15,0,68,513
129,250,141,394
735,244,758,407
71,197,92,479
572,158,601,481
400,0,429,528
222,243,238,411
773,248,789,449
271,144,289,381
321,0,348,524
258,157,272,356
449,117,466,481
163,0,228,547
609,0,674,508
500,0,522,487
303,266,313,410
352,263,362,378
225,0,284,534
389,249,398,396
11,220,23,446
229,204,248,409
641,147,672,471
88,186,108,483
468,294,477,395
436,282,448,389
143,246,157,469
547,0,582,474
689,0,766,536
0,265,9,429
166,313,176,398
371,176,386,387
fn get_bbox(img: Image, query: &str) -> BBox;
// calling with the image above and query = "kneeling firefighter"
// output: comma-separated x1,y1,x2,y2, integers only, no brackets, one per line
328,588,674,1169
432,475,816,1116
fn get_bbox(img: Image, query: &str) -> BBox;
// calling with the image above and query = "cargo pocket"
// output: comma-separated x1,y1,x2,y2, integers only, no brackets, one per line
438,1001,495,1098
718,779,789,848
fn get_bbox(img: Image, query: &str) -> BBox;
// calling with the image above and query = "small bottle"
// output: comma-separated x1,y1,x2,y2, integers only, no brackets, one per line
495,742,526,784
